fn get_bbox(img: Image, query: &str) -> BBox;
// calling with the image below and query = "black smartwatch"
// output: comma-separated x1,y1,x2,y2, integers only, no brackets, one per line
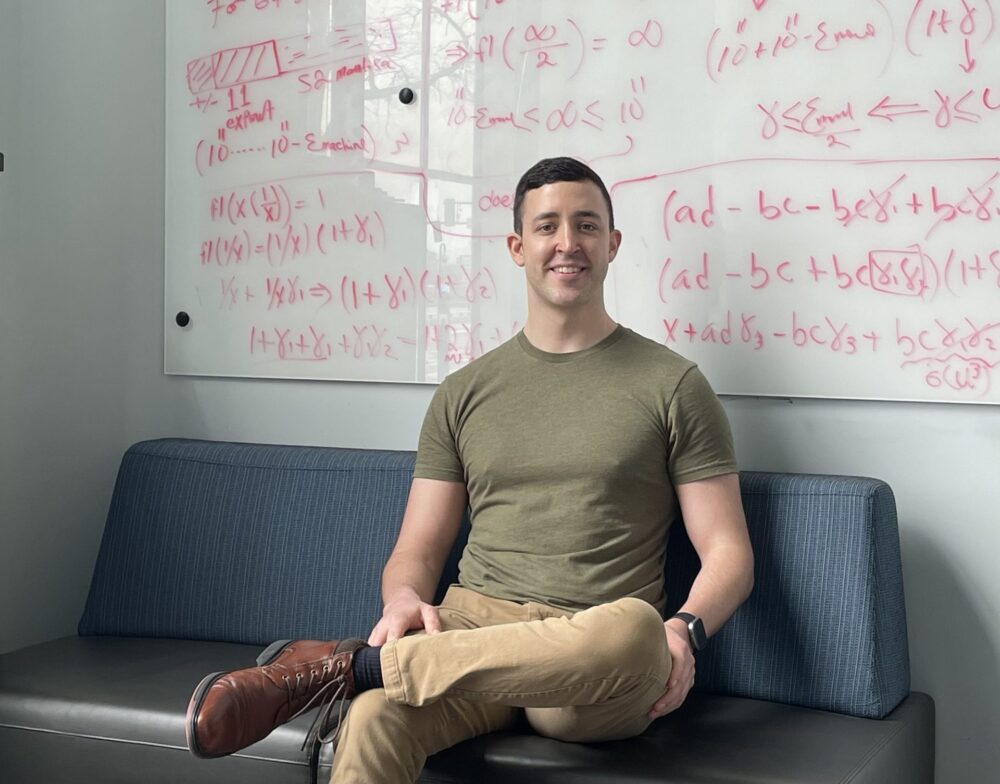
670,612,707,652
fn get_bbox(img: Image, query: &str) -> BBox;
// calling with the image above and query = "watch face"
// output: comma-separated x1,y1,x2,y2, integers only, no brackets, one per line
673,613,707,651
689,617,707,651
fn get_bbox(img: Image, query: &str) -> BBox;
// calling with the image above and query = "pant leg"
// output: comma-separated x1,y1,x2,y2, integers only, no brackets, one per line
329,691,514,784
380,592,670,743
523,684,662,743
328,587,522,784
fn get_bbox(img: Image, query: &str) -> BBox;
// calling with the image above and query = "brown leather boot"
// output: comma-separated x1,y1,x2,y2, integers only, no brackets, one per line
185,638,367,758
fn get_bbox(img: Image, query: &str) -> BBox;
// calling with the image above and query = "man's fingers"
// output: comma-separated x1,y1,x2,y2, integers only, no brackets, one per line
421,604,442,634
650,692,681,718
367,621,388,646
370,616,407,644
384,620,409,642
369,602,440,646
648,672,696,719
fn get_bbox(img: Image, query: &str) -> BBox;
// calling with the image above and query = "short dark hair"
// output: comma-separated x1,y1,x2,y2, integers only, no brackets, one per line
512,157,614,234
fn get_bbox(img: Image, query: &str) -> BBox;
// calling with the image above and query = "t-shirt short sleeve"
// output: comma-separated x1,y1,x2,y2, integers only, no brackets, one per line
413,381,465,483
667,366,739,484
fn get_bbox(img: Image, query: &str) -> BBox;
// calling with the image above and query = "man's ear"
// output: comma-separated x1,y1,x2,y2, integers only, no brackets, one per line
607,229,622,263
507,232,525,268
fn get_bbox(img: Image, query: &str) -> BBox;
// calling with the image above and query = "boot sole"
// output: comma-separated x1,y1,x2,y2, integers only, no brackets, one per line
185,640,295,759
256,639,294,666
185,670,228,759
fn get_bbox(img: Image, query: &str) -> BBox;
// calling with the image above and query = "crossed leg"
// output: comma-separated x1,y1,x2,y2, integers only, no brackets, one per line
329,587,670,783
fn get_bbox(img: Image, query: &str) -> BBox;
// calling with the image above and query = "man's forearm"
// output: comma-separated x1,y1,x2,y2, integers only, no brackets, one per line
380,548,443,606
671,543,754,637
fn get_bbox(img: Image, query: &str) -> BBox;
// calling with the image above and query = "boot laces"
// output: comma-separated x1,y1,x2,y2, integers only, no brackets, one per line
285,658,352,750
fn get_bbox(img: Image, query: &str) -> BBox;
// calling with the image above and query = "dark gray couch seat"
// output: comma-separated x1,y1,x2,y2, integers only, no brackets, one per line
417,692,933,784
1,636,933,784
0,637,314,784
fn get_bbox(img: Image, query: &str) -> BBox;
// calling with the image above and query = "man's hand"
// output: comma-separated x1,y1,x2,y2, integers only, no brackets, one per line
367,591,442,645
648,619,695,719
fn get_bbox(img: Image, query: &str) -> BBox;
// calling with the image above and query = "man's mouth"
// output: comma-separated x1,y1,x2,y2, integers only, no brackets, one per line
549,265,586,275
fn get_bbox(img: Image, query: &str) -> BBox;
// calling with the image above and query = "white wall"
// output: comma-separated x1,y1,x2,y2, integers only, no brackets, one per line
2,2,998,781
0,0,24,637
0,0,135,653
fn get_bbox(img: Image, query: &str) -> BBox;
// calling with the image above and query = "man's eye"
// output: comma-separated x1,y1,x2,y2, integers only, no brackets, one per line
580,222,597,231
537,224,555,232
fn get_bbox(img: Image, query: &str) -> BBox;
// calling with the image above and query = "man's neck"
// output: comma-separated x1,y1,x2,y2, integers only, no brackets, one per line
521,308,618,354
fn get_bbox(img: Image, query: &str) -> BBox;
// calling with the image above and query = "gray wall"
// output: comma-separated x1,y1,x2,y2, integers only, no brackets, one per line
1,0,136,651
2,3,999,782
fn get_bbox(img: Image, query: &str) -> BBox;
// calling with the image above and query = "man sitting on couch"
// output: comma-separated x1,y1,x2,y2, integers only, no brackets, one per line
185,157,755,784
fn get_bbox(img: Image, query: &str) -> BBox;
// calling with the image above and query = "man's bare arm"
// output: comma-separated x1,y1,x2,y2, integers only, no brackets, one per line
650,473,754,718
671,472,754,633
367,478,468,645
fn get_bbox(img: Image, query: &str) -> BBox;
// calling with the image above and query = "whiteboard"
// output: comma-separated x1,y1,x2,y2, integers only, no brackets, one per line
165,0,1000,403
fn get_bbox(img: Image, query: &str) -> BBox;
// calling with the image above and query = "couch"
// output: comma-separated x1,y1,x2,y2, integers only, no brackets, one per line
0,438,935,782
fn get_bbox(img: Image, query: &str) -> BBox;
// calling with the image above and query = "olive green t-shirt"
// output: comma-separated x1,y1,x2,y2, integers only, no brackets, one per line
414,325,738,615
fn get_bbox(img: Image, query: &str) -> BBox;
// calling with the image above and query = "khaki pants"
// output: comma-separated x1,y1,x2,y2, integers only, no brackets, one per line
329,586,671,784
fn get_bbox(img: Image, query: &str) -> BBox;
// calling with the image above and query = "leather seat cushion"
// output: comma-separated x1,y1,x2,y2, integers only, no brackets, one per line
0,636,934,784
0,636,316,783
414,691,934,783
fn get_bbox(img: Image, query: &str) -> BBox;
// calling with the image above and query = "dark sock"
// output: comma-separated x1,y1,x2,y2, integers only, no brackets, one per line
352,644,383,691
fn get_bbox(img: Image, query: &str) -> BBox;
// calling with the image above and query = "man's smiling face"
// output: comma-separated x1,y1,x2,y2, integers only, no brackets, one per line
507,179,622,315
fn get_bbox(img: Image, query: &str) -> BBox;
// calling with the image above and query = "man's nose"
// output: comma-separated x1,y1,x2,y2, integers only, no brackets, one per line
555,224,580,253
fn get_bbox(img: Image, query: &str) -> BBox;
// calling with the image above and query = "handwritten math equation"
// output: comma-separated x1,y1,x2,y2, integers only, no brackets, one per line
659,309,997,395
215,265,498,312
166,0,1000,399
656,173,1000,241
657,246,1000,301
248,319,520,367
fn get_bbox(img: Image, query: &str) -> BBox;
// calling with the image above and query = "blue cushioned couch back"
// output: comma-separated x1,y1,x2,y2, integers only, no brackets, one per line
80,439,909,720
79,440,411,646
664,472,910,719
